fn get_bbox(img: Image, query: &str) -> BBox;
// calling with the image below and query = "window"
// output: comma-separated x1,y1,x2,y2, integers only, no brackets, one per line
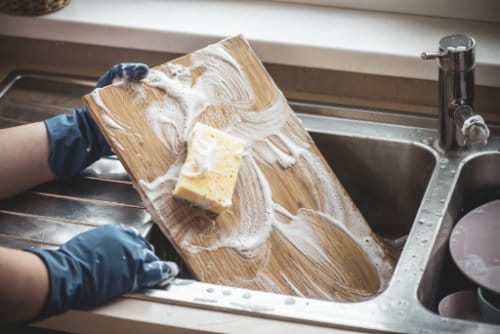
271,0,500,23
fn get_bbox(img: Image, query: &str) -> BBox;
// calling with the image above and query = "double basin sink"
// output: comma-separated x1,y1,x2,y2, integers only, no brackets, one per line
0,72,499,333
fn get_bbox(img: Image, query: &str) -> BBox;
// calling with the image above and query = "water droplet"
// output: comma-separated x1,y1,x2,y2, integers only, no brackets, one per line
284,297,295,305
207,288,215,293
242,292,252,299
222,290,231,296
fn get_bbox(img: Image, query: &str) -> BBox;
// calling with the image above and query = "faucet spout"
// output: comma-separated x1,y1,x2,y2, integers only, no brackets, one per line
422,34,490,152
453,104,490,147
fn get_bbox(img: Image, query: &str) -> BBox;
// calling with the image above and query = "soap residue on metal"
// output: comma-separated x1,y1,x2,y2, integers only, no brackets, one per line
91,39,394,301
193,298,218,303
229,302,274,313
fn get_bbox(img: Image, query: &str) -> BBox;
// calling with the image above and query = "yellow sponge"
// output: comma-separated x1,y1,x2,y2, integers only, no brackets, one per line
173,122,245,214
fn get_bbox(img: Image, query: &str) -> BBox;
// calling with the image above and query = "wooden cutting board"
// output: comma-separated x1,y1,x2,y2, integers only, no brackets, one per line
84,35,395,302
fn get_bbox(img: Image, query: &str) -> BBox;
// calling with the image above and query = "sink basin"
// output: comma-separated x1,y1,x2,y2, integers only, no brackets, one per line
312,132,435,239
419,152,500,319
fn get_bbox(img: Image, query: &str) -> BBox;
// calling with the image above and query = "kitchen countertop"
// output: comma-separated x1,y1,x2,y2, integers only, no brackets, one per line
1,0,500,87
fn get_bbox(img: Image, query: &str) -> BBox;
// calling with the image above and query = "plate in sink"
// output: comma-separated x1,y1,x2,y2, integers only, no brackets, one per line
450,199,500,294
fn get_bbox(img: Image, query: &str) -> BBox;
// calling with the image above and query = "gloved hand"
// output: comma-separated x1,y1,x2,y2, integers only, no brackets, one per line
44,63,149,179
25,224,178,320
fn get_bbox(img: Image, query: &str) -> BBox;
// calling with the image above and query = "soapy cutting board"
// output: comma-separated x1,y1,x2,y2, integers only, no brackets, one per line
84,36,395,301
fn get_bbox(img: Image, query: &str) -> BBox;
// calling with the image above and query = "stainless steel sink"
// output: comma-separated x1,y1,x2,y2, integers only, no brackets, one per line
419,152,500,323
312,132,435,239
1,71,500,333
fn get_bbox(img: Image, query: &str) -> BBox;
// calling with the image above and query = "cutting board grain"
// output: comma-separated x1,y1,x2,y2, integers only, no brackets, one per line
84,35,395,301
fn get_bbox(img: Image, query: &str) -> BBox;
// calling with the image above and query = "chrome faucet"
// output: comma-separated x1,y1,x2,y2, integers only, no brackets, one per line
421,34,489,152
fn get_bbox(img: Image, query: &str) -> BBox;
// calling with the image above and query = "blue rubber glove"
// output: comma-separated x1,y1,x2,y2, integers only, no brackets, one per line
44,63,149,179
25,224,178,320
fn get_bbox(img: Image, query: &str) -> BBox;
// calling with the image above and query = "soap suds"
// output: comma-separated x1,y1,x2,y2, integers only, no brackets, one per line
180,127,218,178
103,114,126,131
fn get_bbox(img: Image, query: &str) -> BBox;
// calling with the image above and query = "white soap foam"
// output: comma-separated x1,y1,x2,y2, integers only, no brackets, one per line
180,128,218,178
139,160,181,203
102,114,126,131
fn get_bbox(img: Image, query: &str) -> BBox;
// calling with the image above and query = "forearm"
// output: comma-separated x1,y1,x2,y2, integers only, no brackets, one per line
0,246,49,323
0,122,55,200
